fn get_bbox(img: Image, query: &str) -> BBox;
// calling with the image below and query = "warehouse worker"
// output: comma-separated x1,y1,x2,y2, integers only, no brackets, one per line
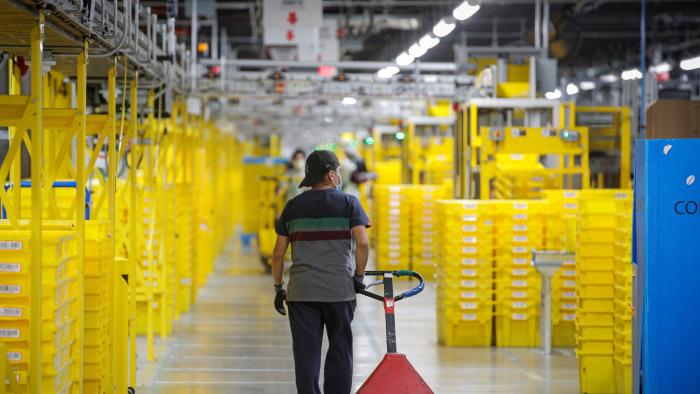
271,149,371,394
280,149,307,201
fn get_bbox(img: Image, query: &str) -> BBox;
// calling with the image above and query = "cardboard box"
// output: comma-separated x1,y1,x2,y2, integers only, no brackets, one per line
645,100,700,139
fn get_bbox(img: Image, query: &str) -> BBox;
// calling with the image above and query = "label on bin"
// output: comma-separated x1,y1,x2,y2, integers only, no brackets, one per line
389,223,401,229
0,308,21,317
563,314,576,321
0,329,19,338
513,258,528,265
513,236,528,242
563,291,576,298
564,191,578,198
563,260,575,266
0,285,20,294
388,230,401,236
512,313,528,320
513,214,527,220
463,202,478,209
389,201,401,207
461,258,477,266
460,302,477,310
389,209,401,215
513,203,528,210
389,252,400,258
423,223,434,229
6,352,20,361
0,263,20,273
463,214,477,222
513,224,528,231
512,247,528,254
564,203,578,210
512,291,527,298
512,301,527,308
615,192,630,199
563,270,576,277
563,303,576,310
564,280,576,287
462,247,477,254
461,291,476,299
0,241,22,250
462,314,477,321
462,236,477,244
462,225,477,232
484,220,493,225
389,244,401,251
512,269,527,276
512,280,527,287
423,237,434,243
461,280,477,287
461,269,477,276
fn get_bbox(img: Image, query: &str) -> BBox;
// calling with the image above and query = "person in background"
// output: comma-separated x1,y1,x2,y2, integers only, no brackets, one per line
339,144,376,198
281,149,306,202
271,150,371,394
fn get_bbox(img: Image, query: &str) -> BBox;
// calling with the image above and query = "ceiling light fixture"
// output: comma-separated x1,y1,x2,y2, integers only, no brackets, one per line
453,2,481,21
600,73,619,83
419,34,440,49
650,62,672,74
432,19,456,38
408,43,427,58
544,89,562,100
680,55,700,71
579,81,596,91
395,52,415,66
377,66,400,79
621,68,643,81
566,83,580,95
342,97,357,106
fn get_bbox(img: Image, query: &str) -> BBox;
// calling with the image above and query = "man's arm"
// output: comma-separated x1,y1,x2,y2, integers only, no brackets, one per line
352,226,369,276
271,235,290,286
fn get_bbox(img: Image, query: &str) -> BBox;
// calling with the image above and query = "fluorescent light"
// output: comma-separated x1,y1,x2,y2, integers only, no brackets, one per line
419,34,440,49
680,55,700,71
432,19,456,38
453,2,480,21
621,68,643,81
395,52,415,66
545,89,562,100
650,62,672,74
566,83,579,95
342,97,357,105
408,43,427,58
377,66,400,79
600,73,619,83
579,81,596,91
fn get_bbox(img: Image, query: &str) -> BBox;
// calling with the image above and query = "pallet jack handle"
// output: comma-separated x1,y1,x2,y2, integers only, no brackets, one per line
357,270,425,353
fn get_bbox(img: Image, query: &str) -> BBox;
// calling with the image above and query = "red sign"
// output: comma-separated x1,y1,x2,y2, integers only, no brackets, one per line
288,11,298,25
286,30,295,41
317,66,337,77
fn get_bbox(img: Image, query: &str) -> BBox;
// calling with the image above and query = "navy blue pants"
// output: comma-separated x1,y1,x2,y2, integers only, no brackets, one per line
287,301,356,394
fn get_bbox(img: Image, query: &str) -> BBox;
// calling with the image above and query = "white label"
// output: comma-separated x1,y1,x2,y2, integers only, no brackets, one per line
463,214,477,222
460,302,477,310
513,214,527,220
462,225,477,232
462,314,477,321
389,244,401,251
512,313,528,320
615,192,630,199
421,253,433,258
0,308,22,317
423,210,433,216
564,203,578,210
0,329,20,338
564,191,578,198
388,230,401,236
389,237,400,244
180,278,192,286
513,258,528,265
512,280,527,287
514,236,528,242
461,291,476,299
389,201,400,207
462,269,477,276
512,269,527,276
563,314,576,321
512,301,527,308
564,280,576,287
461,280,477,287
389,186,401,192
389,252,400,258
463,236,477,244
462,258,477,266
6,352,21,361
513,203,528,210
563,291,576,298
513,225,527,231
510,153,525,160
423,223,434,229
484,220,493,225
563,270,576,277
563,260,575,266
512,291,527,298
462,247,477,254
463,202,478,210
563,303,577,310
0,242,21,250
513,247,528,254
423,238,433,243
0,264,20,273
389,209,401,216
0,285,20,295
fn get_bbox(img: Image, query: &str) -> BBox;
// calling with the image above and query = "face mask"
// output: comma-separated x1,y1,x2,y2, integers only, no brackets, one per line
333,171,343,191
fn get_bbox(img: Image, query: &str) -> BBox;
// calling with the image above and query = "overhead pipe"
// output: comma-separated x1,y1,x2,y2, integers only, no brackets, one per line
92,0,131,57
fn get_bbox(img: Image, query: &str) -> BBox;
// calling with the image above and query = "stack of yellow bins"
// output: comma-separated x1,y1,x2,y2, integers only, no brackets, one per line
83,221,113,392
613,199,633,394
435,200,495,346
494,201,545,347
175,184,194,315
409,185,448,278
374,185,411,270
575,190,632,393
0,225,79,393
542,190,580,347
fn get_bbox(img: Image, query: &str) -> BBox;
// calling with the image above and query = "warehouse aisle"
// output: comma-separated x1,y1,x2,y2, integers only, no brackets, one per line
138,242,580,393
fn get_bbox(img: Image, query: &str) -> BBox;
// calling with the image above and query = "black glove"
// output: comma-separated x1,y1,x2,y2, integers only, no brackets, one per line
353,273,366,293
274,283,287,316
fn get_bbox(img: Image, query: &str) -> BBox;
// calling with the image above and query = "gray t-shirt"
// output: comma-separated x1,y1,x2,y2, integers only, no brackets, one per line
275,189,370,302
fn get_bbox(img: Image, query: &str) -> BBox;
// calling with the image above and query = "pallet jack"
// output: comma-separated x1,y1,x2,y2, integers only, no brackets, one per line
356,270,434,393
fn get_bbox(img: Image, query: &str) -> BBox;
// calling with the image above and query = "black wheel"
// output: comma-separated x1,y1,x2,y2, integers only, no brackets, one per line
128,387,136,394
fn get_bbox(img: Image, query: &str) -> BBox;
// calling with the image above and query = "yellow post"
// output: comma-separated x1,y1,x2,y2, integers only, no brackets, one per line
143,86,156,363
8,58,22,223
128,75,140,381
75,40,88,394
619,107,632,189
29,11,44,394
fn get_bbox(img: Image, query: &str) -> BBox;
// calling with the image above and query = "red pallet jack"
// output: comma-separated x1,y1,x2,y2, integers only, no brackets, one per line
356,270,434,394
